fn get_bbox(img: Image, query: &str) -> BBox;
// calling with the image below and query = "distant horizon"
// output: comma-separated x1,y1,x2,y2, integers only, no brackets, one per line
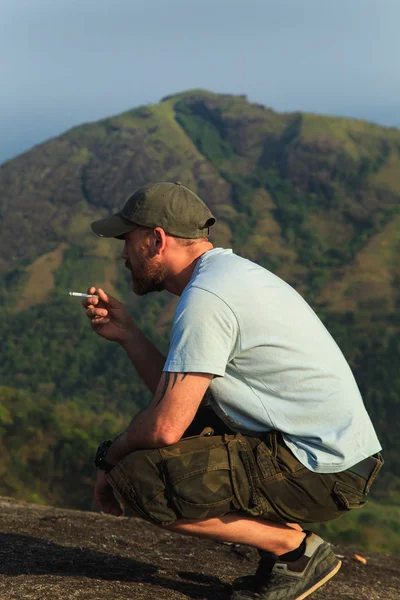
1,89,399,166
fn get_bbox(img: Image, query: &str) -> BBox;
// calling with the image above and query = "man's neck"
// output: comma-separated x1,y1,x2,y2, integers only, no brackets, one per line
165,243,214,296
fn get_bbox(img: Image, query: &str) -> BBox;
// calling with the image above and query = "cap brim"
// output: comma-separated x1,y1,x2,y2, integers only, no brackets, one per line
91,214,138,238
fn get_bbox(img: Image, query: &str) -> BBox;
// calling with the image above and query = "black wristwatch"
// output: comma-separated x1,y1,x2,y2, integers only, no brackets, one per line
94,440,115,473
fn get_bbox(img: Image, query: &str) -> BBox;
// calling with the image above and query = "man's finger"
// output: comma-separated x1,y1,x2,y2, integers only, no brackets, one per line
82,287,99,308
110,505,123,517
104,499,123,516
82,298,98,309
92,317,110,327
82,295,98,309
97,288,109,303
95,487,122,516
86,307,108,319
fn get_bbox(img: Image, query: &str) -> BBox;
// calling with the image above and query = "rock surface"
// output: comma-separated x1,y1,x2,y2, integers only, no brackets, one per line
0,497,398,600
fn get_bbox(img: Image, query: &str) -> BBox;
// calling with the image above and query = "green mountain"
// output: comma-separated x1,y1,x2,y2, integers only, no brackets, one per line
0,90,399,527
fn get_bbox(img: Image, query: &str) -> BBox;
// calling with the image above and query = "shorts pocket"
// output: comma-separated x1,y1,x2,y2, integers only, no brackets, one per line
332,481,367,510
161,441,250,520
255,442,280,480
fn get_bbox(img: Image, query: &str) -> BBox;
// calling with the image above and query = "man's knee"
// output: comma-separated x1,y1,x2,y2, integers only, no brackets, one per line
107,447,174,525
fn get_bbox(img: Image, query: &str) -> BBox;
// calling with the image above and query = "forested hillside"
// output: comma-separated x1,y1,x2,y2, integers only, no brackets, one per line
0,91,399,543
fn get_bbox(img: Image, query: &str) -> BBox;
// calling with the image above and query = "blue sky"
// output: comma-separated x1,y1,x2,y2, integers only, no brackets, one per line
1,0,399,164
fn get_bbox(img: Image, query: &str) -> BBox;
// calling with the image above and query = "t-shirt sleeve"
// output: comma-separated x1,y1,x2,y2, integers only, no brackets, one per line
164,287,240,376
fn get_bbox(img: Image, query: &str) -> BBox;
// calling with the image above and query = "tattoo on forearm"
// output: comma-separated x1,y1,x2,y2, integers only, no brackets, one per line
156,372,188,405
172,373,178,389
158,372,171,405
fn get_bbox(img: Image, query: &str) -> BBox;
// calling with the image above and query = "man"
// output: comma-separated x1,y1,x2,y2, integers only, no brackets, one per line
85,181,382,600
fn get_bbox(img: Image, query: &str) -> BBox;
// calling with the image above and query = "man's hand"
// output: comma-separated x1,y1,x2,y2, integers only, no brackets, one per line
83,287,135,345
83,285,166,393
94,470,123,516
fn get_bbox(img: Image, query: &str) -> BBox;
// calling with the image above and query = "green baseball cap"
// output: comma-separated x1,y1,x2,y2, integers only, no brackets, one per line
91,181,216,239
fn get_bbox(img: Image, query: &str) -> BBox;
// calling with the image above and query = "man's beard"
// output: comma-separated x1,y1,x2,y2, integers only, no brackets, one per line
126,258,167,296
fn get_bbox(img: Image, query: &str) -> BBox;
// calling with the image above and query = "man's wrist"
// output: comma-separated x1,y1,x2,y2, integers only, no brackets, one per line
94,440,115,473
106,432,129,464
94,435,128,472
120,324,139,352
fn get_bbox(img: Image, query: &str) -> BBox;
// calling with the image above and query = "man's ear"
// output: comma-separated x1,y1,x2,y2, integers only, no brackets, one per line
152,227,167,255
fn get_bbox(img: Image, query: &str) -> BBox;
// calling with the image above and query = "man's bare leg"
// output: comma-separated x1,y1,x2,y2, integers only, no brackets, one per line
164,513,305,556
165,514,341,599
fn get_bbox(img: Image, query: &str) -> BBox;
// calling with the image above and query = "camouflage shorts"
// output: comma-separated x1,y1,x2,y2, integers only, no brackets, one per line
107,424,383,526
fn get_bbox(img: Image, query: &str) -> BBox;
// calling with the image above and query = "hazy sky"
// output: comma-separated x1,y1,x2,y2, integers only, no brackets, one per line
1,0,399,164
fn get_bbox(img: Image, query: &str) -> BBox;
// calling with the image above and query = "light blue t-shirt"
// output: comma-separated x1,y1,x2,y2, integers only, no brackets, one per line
164,248,381,473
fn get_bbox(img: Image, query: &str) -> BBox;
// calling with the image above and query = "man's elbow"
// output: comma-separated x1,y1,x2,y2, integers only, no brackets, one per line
153,424,183,447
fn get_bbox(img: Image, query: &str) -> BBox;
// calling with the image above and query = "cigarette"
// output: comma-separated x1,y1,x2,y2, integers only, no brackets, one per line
68,291,99,298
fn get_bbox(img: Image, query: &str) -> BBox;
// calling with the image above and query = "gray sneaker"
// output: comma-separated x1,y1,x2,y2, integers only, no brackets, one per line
231,533,341,600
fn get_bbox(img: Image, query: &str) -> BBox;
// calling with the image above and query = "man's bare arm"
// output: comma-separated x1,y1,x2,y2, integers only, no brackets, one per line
105,371,213,465
120,327,166,394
